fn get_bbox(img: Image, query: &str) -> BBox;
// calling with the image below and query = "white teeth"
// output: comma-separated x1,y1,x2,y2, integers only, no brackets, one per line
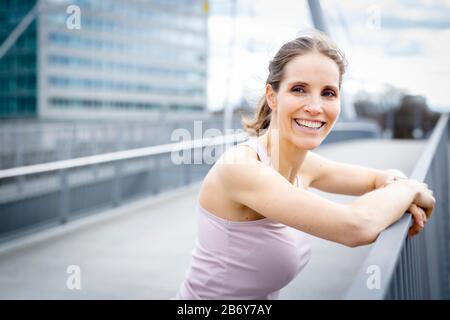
295,119,323,128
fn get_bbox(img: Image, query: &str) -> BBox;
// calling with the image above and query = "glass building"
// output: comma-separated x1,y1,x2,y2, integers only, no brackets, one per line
0,0,37,118
0,0,208,119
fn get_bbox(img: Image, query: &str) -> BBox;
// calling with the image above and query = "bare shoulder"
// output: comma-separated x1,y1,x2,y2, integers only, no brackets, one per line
213,143,267,190
199,143,264,219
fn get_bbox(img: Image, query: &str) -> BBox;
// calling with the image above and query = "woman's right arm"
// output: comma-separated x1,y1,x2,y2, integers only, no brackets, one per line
216,149,435,247
350,179,434,238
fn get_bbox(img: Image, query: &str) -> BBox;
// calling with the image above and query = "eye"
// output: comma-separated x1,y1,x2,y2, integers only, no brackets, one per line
322,90,336,97
291,85,305,93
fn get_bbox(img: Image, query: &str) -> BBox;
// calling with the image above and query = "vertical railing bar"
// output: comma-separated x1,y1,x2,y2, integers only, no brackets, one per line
405,240,411,299
436,138,450,298
418,236,424,299
422,234,427,299
393,266,399,300
389,273,395,300
438,138,442,298
400,249,405,299
59,168,69,224
412,238,419,299
408,240,415,300
408,238,413,299
417,237,421,299
398,250,403,300
409,241,414,300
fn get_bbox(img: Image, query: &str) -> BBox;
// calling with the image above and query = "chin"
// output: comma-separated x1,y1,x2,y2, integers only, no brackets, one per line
295,138,322,150
288,125,329,149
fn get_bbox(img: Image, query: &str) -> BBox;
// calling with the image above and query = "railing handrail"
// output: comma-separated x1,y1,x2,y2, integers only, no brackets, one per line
344,113,449,300
0,133,248,179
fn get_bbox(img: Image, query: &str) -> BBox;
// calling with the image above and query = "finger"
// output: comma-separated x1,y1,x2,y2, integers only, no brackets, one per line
408,205,424,238
409,222,422,238
412,204,427,224
408,219,423,238
420,207,427,224
409,204,425,228
409,227,420,238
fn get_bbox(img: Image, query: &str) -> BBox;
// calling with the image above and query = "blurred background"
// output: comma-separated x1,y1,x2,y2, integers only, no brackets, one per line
0,0,449,299
1,0,448,168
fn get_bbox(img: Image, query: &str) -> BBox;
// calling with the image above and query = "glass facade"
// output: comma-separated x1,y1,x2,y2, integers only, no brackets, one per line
0,0,37,118
0,0,208,119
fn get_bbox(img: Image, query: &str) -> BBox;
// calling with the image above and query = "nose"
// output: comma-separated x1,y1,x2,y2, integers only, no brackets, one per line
304,96,322,114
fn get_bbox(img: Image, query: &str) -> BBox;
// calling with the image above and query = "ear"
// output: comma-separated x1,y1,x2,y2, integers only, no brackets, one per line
265,84,277,111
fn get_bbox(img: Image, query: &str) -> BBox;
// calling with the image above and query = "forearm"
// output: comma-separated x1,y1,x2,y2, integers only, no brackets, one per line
351,180,418,233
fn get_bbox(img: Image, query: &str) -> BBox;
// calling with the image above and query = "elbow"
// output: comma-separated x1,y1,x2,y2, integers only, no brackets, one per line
343,209,381,248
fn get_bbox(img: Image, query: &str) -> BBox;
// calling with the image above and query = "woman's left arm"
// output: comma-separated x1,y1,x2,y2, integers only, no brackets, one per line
305,151,407,196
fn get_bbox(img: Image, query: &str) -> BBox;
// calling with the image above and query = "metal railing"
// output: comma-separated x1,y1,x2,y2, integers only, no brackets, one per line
345,113,450,299
0,132,247,241
0,133,247,179
0,118,242,170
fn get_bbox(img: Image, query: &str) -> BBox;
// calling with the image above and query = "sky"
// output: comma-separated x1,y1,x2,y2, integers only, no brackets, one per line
206,0,450,113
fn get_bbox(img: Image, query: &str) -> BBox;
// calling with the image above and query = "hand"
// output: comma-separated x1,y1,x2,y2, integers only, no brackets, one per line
397,179,436,222
389,179,436,238
410,180,435,220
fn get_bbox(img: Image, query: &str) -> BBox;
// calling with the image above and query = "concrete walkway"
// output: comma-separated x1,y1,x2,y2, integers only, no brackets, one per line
0,139,426,299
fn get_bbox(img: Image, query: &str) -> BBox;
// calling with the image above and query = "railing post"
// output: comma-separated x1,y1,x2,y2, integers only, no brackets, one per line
92,126,99,179
113,160,122,207
15,126,25,193
59,168,69,224
153,154,160,194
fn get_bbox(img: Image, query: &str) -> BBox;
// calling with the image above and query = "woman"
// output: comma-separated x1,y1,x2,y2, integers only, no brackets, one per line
174,30,435,300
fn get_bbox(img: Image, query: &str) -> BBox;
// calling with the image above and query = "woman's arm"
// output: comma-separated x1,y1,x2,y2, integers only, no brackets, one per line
303,152,429,237
215,148,431,247
304,151,406,195
349,179,419,234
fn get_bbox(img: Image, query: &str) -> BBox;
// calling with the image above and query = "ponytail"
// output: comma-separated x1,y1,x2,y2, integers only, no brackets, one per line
242,96,272,136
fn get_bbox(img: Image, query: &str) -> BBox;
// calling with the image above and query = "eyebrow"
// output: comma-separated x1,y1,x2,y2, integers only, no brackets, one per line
287,81,339,92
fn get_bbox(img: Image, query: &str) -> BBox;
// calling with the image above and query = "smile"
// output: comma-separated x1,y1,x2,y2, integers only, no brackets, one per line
293,119,326,132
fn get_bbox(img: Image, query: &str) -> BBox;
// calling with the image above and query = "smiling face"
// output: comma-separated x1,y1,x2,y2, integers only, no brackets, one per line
266,51,341,150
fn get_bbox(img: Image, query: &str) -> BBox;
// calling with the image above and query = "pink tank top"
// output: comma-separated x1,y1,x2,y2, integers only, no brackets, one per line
174,137,311,300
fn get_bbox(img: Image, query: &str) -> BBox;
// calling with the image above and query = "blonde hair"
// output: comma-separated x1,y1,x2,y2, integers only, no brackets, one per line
242,30,347,136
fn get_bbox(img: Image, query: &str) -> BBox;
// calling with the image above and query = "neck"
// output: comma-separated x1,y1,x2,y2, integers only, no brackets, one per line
258,125,308,185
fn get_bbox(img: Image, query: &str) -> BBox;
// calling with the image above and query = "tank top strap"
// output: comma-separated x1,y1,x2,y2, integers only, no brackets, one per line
238,137,302,189
238,137,271,166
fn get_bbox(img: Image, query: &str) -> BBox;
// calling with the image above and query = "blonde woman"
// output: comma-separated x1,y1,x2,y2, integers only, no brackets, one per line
175,30,435,300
